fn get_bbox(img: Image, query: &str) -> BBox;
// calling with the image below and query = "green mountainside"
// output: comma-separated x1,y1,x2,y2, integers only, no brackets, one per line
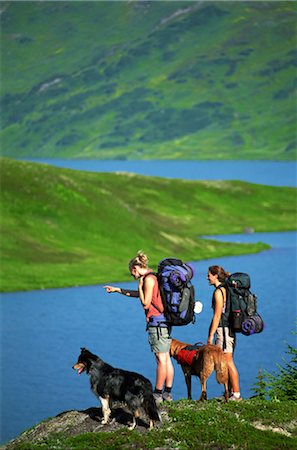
1,157,296,292
1,1,296,160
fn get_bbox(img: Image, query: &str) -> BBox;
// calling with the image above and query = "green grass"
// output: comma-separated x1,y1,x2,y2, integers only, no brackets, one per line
0,157,296,292
5,399,297,449
1,2,296,160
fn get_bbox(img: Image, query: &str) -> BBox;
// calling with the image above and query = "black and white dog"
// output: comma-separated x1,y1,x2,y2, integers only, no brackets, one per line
73,348,161,430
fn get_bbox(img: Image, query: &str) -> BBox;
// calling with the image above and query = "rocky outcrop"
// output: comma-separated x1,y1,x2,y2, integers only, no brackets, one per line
3,405,166,449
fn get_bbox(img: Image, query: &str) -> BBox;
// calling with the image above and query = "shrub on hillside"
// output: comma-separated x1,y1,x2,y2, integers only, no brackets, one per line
253,331,297,401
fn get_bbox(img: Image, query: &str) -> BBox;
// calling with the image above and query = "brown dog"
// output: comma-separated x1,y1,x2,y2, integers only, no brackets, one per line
170,338,229,402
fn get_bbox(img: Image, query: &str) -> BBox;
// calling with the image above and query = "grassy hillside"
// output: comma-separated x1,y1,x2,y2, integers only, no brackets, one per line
1,1,296,160
0,157,296,292
4,399,297,449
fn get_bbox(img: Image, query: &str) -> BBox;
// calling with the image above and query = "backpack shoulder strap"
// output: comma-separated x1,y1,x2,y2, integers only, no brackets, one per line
214,284,227,304
142,271,157,280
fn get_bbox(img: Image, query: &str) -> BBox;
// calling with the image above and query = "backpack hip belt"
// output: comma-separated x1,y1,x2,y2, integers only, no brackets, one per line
147,315,168,328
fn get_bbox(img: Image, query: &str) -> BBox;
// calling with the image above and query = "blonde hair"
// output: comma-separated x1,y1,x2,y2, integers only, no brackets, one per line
128,251,148,272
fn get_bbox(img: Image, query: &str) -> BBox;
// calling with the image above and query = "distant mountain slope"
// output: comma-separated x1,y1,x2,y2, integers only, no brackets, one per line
1,1,296,160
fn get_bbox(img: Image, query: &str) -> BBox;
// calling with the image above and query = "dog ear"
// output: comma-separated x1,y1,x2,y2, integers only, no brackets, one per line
80,347,87,352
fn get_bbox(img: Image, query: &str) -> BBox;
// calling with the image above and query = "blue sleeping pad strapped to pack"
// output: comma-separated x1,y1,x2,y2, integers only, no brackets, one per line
157,258,196,326
225,272,264,335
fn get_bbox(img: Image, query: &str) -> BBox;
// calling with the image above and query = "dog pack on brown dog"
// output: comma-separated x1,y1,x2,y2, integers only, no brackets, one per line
170,338,229,402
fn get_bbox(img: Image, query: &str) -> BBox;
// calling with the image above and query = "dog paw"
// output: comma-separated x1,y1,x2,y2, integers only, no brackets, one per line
128,418,137,431
149,420,155,430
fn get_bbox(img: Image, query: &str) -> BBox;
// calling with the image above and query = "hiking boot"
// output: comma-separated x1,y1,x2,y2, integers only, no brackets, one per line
229,394,242,402
153,393,163,405
162,391,173,402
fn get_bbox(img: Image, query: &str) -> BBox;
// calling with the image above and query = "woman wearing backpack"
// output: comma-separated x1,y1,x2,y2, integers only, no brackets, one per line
207,265,242,401
103,251,174,405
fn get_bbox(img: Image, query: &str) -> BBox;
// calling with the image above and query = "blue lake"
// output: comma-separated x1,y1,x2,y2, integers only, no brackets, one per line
1,231,296,445
1,160,296,444
24,159,297,187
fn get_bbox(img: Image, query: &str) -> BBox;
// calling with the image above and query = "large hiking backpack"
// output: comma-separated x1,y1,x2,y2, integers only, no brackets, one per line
156,257,196,326
225,272,264,336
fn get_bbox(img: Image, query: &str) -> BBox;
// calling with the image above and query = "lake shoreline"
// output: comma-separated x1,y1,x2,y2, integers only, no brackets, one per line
1,158,296,293
1,238,271,293
22,158,297,187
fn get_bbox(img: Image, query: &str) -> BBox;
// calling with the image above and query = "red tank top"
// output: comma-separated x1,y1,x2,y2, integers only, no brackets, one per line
144,272,164,321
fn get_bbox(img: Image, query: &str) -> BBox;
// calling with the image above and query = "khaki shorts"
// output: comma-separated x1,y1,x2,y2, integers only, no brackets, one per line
215,327,236,353
147,326,171,354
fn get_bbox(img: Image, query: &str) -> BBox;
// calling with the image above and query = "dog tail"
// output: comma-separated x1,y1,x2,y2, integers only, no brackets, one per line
143,392,162,423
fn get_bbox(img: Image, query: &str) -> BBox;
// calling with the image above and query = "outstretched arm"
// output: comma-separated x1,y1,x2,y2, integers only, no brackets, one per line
103,285,139,297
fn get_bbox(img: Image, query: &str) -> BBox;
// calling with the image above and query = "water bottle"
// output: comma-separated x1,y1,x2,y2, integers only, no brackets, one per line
232,310,242,331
